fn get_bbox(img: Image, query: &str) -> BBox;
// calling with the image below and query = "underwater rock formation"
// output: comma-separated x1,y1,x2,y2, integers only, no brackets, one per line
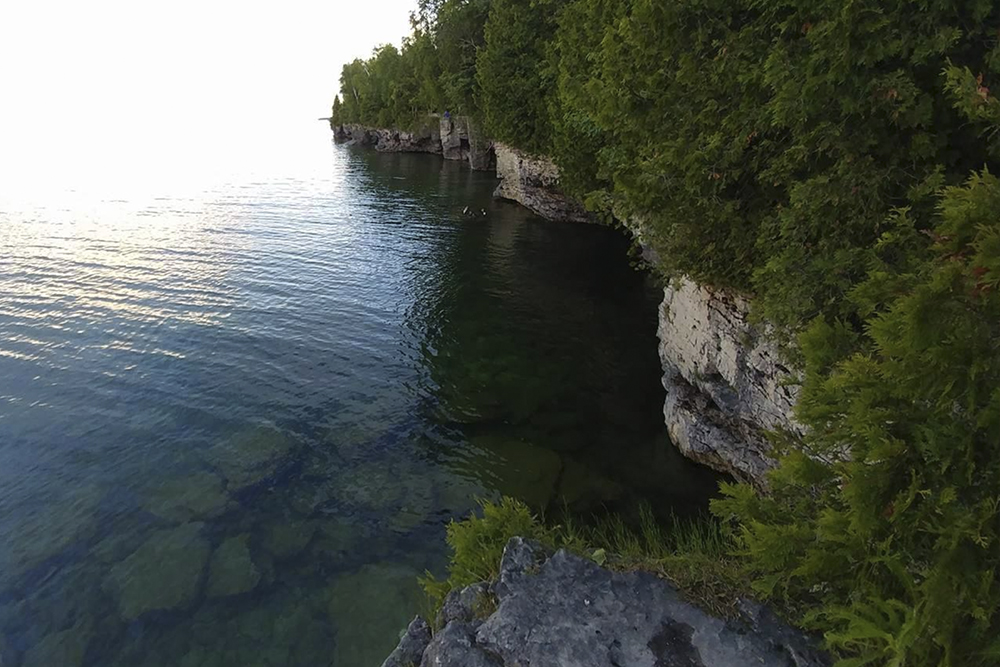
207,534,260,598
104,522,211,619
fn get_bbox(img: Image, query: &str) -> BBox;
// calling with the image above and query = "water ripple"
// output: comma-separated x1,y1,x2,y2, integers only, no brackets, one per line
0,129,719,667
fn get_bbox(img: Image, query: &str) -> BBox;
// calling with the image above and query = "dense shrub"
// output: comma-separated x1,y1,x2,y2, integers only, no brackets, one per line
713,163,1000,666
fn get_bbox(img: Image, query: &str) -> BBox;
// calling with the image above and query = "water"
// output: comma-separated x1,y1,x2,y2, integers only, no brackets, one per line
0,124,719,667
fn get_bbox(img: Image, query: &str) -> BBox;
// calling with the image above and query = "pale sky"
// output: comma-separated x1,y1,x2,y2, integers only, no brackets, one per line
0,0,415,184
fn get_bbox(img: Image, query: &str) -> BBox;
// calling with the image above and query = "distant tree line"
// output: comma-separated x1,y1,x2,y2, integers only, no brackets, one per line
333,2,1000,665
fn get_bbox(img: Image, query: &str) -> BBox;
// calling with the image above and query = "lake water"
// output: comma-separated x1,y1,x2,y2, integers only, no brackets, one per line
0,124,719,666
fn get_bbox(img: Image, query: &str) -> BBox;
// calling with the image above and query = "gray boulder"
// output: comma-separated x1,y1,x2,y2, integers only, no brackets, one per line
382,617,432,667
421,621,501,667
382,537,829,667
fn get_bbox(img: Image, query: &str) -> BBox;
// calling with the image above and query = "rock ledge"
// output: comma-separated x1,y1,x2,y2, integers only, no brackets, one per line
382,537,828,667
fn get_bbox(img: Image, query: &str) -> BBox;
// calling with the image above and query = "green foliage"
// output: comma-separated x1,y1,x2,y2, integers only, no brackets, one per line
425,0,491,113
475,0,564,154
418,497,567,613
420,498,747,621
713,165,1000,666
330,95,343,125
544,0,1000,325
333,0,491,128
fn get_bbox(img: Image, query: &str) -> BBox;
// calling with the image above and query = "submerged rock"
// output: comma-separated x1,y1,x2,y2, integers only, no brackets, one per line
555,459,625,510
105,522,210,619
327,460,435,533
208,425,294,491
143,471,232,522
207,534,260,598
2,485,103,579
259,520,317,560
382,537,829,667
310,518,365,563
328,562,424,667
21,618,93,667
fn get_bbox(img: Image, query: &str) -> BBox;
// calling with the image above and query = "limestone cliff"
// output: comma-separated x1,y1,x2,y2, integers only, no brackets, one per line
333,116,495,171
657,279,804,483
492,144,593,223
334,122,443,155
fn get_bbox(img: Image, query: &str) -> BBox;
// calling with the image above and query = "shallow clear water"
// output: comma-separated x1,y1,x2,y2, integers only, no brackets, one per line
0,125,718,666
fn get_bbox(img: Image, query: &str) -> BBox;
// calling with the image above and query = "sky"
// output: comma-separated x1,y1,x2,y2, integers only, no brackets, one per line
0,0,415,188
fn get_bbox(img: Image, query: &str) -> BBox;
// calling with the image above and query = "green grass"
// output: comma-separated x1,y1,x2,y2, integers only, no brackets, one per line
421,498,753,623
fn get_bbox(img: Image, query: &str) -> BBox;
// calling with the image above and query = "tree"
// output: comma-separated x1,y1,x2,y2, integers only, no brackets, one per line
476,0,564,154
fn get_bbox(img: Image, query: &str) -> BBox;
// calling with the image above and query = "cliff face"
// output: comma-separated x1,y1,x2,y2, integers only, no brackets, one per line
657,279,803,483
334,122,443,154
333,117,495,171
492,144,593,224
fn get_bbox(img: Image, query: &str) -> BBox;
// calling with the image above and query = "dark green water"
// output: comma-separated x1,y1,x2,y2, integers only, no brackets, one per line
0,126,718,666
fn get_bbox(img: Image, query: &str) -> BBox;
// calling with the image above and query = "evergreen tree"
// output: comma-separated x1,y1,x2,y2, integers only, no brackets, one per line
476,0,564,154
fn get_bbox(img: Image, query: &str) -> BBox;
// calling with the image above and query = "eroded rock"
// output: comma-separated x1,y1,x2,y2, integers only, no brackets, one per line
493,144,593,224
381,617,432,667
335,122,442,154
657,278,805,484
421,621,502,667
382,538,829,667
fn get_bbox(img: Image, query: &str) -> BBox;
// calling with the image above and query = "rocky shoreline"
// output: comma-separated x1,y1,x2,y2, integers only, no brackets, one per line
332,121,801,485
383,538,829,667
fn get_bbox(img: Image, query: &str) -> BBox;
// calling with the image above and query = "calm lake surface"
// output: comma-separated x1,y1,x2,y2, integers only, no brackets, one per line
0,124,718,666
